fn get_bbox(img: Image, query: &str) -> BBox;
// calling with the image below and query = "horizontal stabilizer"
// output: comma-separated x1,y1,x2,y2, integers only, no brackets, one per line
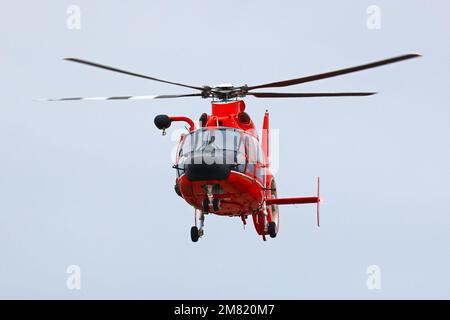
266,177,321,227
266,196,319,205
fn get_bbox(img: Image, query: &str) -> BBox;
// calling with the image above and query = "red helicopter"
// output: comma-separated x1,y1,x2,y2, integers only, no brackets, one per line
42,54,420,242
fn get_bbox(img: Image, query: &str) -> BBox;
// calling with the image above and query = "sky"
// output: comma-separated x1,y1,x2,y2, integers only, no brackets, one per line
0,0,449,299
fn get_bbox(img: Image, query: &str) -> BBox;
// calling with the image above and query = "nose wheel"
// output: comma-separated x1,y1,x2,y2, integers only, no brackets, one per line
191,196,220,243
191,209,206,242
190,226,200,242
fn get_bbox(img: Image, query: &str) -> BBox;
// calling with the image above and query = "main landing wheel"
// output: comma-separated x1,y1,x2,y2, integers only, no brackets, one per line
268,222,277,238
190,226,199,242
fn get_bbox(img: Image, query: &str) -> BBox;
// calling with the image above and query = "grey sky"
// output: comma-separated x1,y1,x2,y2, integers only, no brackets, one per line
0,0,449,299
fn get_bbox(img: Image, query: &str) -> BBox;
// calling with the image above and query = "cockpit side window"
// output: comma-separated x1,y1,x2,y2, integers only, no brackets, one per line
179,133,191,157
245,136,256,176
254,138,264,165
235,132,246,172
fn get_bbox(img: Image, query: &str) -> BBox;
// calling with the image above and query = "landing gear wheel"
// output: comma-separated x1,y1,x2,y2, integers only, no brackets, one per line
268,222,277,238
202,198,209,212
212,198,220,211
190,226,199,242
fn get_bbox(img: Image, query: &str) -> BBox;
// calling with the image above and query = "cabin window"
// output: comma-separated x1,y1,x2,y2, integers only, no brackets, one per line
251,136,265,183
255,166,264,183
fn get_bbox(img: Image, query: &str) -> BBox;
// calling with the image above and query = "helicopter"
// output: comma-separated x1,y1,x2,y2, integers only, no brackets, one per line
41,53,420,242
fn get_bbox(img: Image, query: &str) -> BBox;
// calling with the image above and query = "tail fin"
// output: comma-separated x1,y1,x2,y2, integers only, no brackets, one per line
316,176,320,227
261,110,269,165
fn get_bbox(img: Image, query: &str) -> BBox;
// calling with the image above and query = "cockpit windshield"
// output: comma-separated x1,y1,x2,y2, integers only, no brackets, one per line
177,127,264,176
179,128,245,156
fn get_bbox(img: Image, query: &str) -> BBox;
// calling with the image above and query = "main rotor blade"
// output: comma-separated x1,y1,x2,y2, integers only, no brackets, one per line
248,92,377,98
36,93,203,102
247,54,420,90
64,58,204,91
